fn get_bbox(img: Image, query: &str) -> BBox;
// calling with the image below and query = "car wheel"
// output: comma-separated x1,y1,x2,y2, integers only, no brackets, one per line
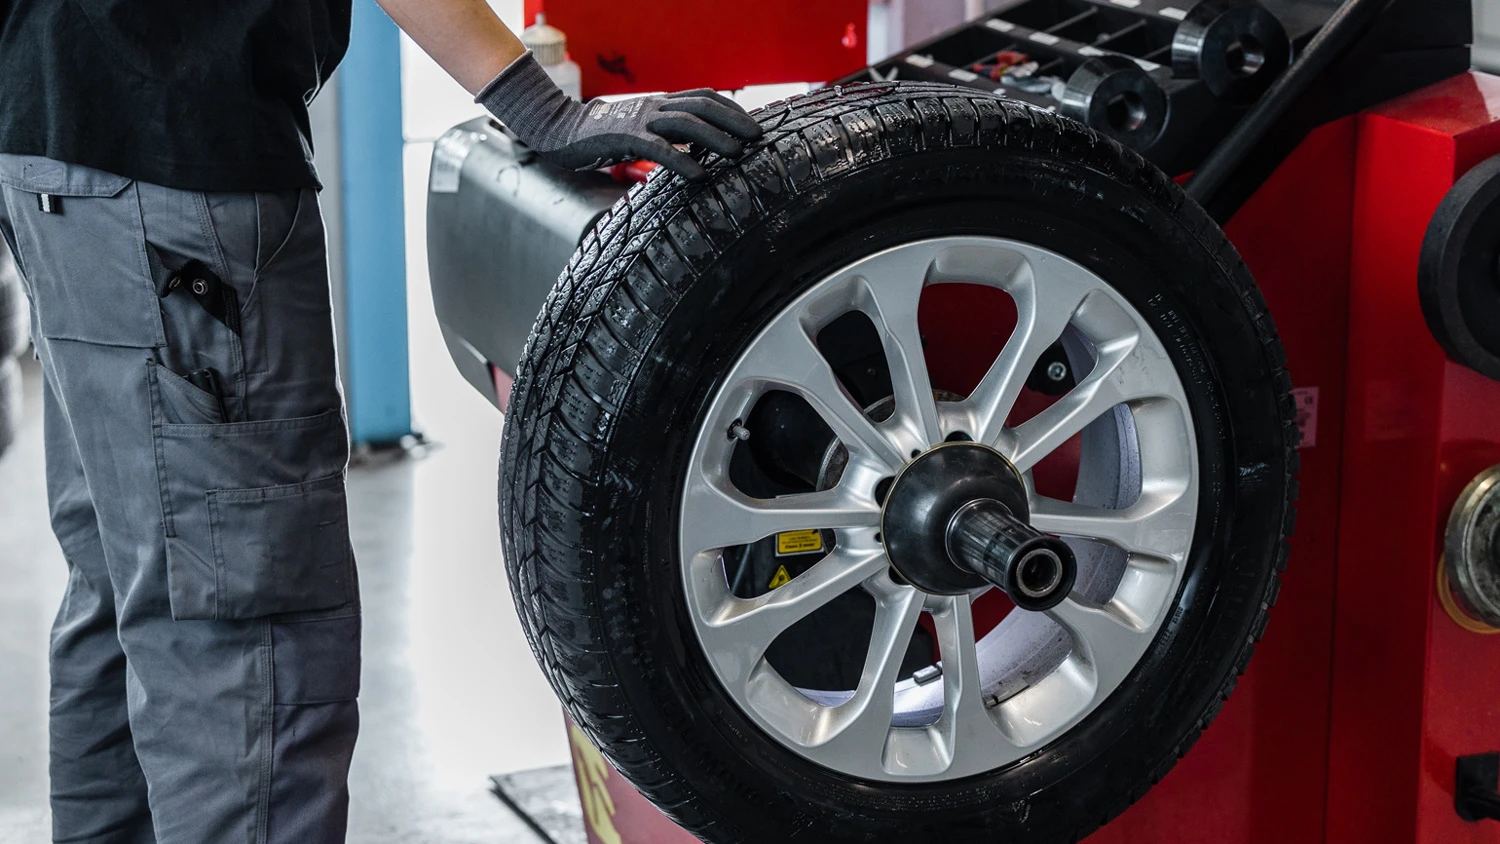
499,82,1298,844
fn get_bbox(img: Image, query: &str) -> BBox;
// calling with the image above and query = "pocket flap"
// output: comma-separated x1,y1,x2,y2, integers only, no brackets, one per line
0,155,131,197
157,409,348,492
272,615,362,704
209,475,355,620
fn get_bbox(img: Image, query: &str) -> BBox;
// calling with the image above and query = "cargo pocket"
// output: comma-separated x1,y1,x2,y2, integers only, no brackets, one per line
148,360,226,425
272,614,362,705
267,614,361,843
0,155,164,348
153,407,355,621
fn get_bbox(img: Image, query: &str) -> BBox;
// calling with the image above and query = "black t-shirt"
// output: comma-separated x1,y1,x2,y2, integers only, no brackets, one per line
0,1,351,191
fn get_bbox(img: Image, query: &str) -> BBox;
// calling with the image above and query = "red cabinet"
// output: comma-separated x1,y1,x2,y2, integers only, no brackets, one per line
522,0,869,98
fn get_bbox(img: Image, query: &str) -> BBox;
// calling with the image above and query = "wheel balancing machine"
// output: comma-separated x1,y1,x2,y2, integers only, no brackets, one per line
427,0,1500,841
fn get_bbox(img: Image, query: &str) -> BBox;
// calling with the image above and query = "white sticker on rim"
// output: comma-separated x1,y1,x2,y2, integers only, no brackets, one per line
905,54,936,68
1029,31,1061,45
986,19,1016,32
949,69,981,82
1078,45,1106,57
1110,0,1142,7
1161,6,1189,19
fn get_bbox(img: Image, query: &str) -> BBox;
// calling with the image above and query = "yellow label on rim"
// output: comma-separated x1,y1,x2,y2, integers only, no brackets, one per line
776,529,824,556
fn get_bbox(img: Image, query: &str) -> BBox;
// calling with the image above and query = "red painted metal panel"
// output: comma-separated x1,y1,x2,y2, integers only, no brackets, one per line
1326,71,1500,844
522,1,868,98
1421,362,1500,844
1086,115,1359,844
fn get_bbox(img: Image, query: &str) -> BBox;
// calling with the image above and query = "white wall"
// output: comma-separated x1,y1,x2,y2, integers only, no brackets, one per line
869,0,971,61
397,0,575,778
402,0,523,142
1477,0,1500,70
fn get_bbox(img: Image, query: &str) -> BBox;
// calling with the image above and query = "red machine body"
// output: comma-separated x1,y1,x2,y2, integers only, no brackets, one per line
1327,72,1500,844
528,8,1500,836
521,1,869,98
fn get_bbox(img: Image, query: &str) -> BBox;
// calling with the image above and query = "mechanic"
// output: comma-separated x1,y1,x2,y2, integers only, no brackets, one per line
0,1,761,842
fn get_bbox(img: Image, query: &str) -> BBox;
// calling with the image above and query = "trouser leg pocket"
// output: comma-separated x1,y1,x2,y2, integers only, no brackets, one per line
0,155,164,348
151,400,355,621
267,614,360,844
208,475,352,618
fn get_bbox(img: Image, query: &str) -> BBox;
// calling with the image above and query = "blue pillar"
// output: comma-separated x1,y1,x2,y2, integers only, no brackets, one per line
338,0,412,446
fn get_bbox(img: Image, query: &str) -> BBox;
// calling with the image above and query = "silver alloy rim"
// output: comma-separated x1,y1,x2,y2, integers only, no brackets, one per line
679,237,1199,783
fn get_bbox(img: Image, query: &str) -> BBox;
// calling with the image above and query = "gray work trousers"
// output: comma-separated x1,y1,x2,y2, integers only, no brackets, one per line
0,155,361,844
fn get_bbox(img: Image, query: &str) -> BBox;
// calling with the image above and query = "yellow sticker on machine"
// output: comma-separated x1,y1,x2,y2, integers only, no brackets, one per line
775,529,824,557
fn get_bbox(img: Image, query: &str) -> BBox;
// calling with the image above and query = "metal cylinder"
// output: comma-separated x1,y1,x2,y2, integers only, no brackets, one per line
1060,55,1168,151
1445,465,1500,629
945,499,1077,611
1171,0,1291,105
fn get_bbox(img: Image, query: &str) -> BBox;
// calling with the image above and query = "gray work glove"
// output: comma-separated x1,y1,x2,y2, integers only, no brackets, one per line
477,52,763,181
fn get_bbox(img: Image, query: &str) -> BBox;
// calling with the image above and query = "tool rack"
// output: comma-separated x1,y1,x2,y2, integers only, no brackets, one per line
842,0,1329,173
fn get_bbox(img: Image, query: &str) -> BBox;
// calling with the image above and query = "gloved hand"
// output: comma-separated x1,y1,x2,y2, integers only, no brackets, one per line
477,52,763,181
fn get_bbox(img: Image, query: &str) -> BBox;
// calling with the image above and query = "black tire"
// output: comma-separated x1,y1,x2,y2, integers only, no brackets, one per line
0,357,20,460
0,250,27,360
500,82,1298,844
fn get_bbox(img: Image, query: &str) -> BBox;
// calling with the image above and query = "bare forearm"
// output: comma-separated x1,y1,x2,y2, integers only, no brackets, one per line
375,0,526,94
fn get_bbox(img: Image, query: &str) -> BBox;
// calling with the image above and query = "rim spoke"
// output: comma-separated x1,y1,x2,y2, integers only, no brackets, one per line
965,266,1093,445
815,577,925,756
1008,335,1176,472
697,548,890,688
1047,597,1151,689
681,481,879,557
855,270,942,449
743,319,906,469
1029,495,1194,561
931,594,1013,765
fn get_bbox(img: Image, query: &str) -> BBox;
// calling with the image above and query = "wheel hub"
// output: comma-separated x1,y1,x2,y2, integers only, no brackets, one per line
882,443,1074,608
